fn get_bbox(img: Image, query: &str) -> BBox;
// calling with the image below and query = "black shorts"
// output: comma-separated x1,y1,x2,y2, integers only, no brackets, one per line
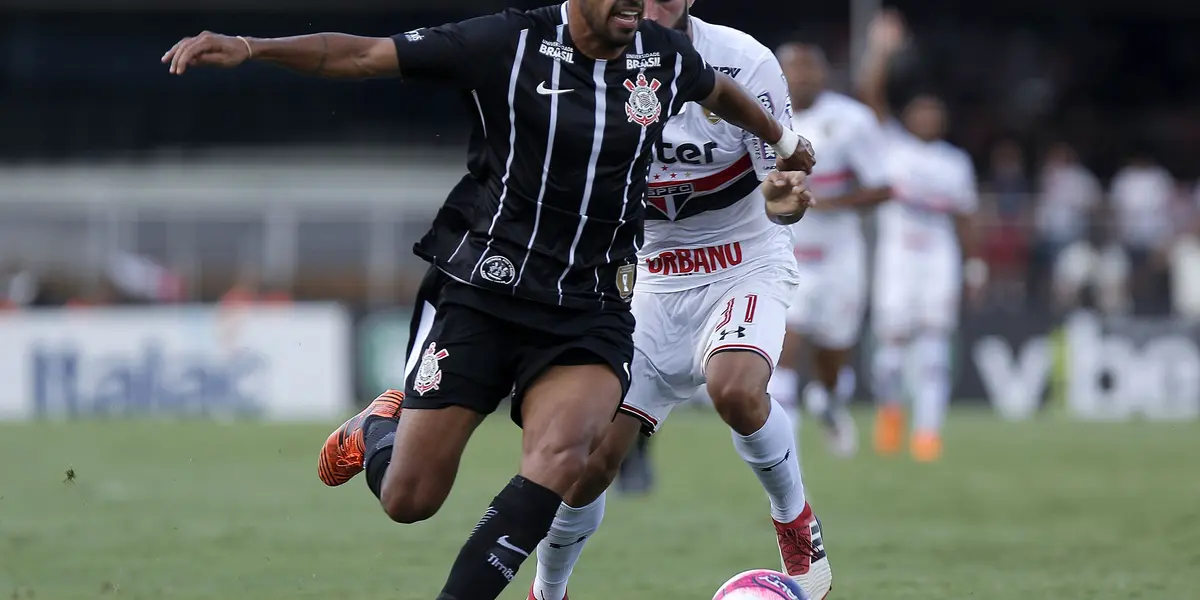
401,268,635,426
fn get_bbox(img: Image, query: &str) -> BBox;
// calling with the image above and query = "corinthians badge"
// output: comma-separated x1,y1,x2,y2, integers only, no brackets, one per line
623,73,662,127
413,342,449,395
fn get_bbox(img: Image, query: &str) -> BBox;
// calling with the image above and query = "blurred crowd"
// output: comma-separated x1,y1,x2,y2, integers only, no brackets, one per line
977,141,1200,319
6,140,1200,321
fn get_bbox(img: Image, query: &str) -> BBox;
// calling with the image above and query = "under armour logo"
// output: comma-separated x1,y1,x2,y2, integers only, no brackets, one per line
760,449,791,472
718,326,746,341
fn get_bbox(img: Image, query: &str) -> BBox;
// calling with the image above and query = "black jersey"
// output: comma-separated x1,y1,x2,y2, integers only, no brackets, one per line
392,2,716,310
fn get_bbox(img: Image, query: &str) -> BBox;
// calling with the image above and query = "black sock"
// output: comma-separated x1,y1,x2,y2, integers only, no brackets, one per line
437,475,562,600
362,417,397,500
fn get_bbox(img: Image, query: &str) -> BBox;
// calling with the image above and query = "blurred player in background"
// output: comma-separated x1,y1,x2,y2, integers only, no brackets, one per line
768,41,893,458
531,1,832,598
856,10,985,461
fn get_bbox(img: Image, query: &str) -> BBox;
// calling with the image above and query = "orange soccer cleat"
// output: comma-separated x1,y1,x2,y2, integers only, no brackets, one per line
317,389,404,487
873,404,905,456
910,431,943,463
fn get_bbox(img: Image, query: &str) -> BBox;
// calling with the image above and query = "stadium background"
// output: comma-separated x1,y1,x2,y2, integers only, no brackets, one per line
1,1,1197,598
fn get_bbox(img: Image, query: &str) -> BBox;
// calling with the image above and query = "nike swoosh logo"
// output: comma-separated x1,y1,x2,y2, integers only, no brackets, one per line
622,362,631,379
496,535,530,557
537,81,573,95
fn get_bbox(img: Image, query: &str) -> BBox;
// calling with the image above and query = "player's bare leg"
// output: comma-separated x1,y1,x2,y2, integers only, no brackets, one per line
909,328,951,461
872,336,908,456
707,350,831,599
375,404,484,522
532,412,642,600
437,362,622,600
805,346,859,457
320,389,484,521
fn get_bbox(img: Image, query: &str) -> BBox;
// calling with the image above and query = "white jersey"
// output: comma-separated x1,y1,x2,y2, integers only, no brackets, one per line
636,16,797,293
788,91,890,255
876,123,978,255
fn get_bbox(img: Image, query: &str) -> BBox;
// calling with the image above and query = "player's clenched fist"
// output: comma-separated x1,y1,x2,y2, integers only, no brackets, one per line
162,31,251,74
762,170,815,225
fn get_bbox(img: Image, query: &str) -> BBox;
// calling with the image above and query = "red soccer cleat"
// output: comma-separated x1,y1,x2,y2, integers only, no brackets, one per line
317,389,403,487
529,584,568,600
773,503,833,599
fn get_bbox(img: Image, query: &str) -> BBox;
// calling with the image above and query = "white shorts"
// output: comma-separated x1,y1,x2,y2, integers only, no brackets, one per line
785,238,867,349
620,265,798,434
872,242,961,338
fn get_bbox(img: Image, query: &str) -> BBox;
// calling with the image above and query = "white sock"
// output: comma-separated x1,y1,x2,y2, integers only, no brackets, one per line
911,332,951,434
731,397,806,523
767,367,801,409
767,367,803,428
872,340,906,405
532,493,606,600
836,365,856,401
802,381,831,415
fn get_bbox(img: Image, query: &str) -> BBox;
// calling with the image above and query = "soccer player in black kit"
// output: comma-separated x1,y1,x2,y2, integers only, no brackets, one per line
163,1,815,598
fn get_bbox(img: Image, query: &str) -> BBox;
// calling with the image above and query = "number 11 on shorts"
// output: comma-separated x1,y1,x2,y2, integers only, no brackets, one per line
717,293,758,332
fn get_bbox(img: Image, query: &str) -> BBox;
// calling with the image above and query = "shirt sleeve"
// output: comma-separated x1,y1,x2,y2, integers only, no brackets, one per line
670,31,717,105
391,10,524,87
844,114,891,189
953,153,980,215
739,53,793,179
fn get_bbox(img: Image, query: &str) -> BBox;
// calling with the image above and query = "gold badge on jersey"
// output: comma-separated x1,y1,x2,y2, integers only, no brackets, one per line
703,108,722,124
616,264,637,300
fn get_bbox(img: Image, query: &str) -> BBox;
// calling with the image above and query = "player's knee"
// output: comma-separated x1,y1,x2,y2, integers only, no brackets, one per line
379,478,445,524
522,438,591,496
564,442,625,506
707,374,769,435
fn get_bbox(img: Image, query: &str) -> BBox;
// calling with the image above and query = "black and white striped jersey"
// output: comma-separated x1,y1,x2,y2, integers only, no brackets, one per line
392,2,716,310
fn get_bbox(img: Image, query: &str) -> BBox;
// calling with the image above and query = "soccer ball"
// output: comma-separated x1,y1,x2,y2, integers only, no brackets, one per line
712,569,809,600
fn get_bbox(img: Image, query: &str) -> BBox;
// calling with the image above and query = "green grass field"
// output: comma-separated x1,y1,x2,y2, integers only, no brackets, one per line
1,408,1197,599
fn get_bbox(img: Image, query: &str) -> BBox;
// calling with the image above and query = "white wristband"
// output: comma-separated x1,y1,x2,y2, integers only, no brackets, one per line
965,257,988,288
771,128,800,160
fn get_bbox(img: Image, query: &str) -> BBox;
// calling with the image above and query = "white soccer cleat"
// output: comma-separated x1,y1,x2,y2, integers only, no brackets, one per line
823,407,859,459
772,503,832,599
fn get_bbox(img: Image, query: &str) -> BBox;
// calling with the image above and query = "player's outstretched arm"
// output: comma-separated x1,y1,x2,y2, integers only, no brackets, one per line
700,73,816,173
855,10,907,123
762,171,815,225
163,31,398,79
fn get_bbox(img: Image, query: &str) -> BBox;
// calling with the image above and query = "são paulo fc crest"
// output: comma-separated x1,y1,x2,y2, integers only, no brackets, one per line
623,73,662,127
413,342,449,395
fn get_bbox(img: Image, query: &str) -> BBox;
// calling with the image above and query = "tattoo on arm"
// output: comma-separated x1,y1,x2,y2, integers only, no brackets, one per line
313,33,329,76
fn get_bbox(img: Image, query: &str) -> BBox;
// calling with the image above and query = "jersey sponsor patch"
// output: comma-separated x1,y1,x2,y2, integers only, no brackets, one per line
616,263,636,300
538,39,574,63
479,255,517,284
625,52,661,70
402,29,424,42
712,65,742,78
757,92,774,113
644,242,744,276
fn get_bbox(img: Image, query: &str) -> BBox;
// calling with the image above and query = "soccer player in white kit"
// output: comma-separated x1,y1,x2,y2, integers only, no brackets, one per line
529,2,833,599
857,10,986,461
768,42,893,458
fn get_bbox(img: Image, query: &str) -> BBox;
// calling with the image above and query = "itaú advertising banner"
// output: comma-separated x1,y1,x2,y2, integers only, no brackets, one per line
0,304,351,421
